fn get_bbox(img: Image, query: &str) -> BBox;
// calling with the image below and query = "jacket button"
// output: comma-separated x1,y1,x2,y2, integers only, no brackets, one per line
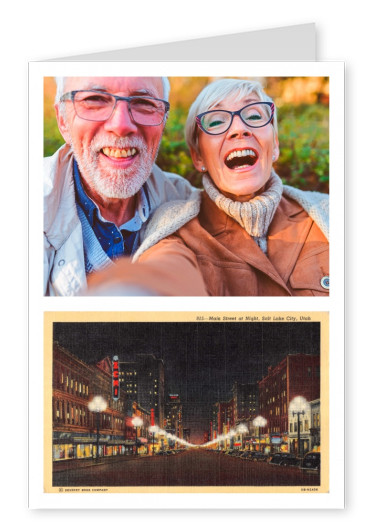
114,237,122,244
58,259,65,266
320,276,329,289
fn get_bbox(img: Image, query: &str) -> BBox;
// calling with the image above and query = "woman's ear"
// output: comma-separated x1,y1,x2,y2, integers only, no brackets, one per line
190,147,205,172
55,103,72,145
272,135,280,162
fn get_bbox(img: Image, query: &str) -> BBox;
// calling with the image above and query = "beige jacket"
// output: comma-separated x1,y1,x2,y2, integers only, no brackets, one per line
44,144,199,296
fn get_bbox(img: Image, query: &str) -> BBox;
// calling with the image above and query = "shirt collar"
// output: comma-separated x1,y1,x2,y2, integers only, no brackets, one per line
73,159,97,225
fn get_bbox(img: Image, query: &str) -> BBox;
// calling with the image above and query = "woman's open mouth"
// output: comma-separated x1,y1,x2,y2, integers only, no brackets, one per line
225,148,259,170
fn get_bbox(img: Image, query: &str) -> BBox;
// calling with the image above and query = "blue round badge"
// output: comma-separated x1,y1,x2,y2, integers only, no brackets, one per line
320,276,329,289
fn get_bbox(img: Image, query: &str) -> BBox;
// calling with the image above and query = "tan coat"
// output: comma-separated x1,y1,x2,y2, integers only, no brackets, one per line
139,192,329,296
88,191,329,296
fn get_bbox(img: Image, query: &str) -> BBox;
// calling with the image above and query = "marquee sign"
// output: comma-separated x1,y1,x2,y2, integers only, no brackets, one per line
112,355,120,401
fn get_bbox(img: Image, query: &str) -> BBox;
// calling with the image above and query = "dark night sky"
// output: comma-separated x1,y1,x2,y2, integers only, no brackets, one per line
53,321,320,442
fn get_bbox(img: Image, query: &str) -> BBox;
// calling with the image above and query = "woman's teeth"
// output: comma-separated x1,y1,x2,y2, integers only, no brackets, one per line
225,149,258,169
102,147,137,158
226,149,257,161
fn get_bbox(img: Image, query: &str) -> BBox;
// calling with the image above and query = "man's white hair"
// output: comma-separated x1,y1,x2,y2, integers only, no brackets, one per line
54,76,170,103
185,78,278,154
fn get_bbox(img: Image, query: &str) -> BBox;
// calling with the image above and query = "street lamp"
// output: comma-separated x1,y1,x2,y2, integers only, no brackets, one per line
289,396,309,457
88,396,107,460
228,429,236,450
236,423,248,450
158,429,166,450
132,416,143,456
149,425,159,455
253,416,267,453
166,432,176,449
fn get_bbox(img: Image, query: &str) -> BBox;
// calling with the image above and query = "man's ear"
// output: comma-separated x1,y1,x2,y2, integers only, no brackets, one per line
190,146,205,172
55,103,71,145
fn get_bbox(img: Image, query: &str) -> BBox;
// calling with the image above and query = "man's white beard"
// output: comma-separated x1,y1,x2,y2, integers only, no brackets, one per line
70,133,159,199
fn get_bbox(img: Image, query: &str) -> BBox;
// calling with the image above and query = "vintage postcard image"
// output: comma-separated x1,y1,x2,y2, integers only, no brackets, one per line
44,311,328,496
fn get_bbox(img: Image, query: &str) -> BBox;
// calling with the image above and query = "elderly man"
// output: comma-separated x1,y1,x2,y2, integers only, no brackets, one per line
44,76,197,295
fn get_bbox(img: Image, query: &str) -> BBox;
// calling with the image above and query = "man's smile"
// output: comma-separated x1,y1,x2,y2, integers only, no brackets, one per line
101,147,138,159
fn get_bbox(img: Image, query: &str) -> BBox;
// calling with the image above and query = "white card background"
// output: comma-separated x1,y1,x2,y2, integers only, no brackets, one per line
4,0,373,526
29,60,344,510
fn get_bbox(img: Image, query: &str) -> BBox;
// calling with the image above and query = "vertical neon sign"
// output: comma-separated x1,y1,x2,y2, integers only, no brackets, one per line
112,355,119,401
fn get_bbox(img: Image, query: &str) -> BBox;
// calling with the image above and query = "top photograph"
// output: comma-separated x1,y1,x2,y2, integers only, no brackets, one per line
44,75,329,297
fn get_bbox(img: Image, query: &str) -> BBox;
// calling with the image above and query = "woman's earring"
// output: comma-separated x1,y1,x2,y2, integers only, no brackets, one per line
201,166,206,172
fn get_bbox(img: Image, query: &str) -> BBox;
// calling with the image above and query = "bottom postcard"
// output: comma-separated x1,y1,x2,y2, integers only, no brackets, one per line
43,311,329,496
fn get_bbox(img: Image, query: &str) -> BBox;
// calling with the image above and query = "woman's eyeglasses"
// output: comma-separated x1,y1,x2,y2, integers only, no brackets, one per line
196,102,274,135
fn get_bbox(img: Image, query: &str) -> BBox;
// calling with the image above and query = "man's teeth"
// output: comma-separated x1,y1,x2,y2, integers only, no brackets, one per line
102,147,137,158
226,149,256,161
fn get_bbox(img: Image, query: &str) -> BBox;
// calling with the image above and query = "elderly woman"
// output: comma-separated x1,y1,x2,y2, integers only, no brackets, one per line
88,78,329,296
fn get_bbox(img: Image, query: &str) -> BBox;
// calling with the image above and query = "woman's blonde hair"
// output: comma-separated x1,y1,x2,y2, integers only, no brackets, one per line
185,78,278,154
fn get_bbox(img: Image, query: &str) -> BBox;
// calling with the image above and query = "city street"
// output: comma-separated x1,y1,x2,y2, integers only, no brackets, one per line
53,449,320,487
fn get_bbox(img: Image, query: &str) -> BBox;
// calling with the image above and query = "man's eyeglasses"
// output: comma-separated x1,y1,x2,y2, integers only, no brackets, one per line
60,90,170,126
195,102,275,135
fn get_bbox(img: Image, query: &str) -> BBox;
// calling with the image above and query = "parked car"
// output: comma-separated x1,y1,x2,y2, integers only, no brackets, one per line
157,450,173,456
252,451,268,462
230,449,242,457
233,450,244,457
225,449,237,456
239,451,252,459
269,453,287,465
301,452,320,470
279,454,300,467
244,451,257,460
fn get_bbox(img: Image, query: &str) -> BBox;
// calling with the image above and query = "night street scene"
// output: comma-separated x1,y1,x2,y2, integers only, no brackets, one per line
50,320,323,489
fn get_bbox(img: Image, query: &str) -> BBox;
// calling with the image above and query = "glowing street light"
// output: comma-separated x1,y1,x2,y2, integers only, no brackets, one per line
289,396,309,457
132,416,143,456
253,416,267,453
149,425,159,455
88,396,107,460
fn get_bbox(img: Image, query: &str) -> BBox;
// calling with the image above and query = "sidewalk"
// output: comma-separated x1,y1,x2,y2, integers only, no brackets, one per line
53,454,147,472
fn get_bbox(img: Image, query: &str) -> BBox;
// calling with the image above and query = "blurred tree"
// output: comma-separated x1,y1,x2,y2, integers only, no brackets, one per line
44,76,329,193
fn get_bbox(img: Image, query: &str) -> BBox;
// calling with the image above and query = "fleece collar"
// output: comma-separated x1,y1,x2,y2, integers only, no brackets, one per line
134,183,329,261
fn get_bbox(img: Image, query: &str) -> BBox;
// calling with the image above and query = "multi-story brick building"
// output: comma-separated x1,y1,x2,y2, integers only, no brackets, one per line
120,353,165,427
232,382,259,424
211,398,235,446
164,394,183,438
258,353,320,453
52,343,129,461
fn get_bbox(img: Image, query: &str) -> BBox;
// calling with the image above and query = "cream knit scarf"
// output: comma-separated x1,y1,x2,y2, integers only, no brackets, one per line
202,170,283,253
